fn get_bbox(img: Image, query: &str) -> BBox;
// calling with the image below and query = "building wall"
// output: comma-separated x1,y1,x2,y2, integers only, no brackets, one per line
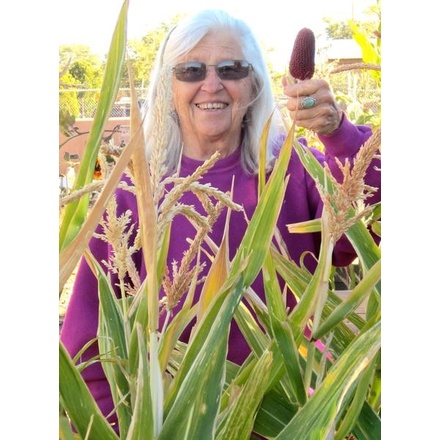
59,117,130,176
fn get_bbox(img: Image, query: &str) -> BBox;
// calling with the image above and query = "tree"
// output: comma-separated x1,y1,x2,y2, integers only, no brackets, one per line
125,14,183,89
323,18,353,39
324,16,378,40
59,45,105,122
59,45,104,87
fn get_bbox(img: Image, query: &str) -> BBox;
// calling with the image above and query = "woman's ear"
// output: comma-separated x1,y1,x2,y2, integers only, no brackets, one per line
171,110,180,125
242,107,252,125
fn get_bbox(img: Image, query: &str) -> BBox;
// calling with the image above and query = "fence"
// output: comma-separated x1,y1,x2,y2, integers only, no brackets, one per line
59,87,148,119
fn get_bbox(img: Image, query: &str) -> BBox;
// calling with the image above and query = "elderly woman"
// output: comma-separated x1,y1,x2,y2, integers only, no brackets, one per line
61,8,380,431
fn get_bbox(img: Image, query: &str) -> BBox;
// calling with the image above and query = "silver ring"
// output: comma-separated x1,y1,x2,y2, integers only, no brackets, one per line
300,96,316,109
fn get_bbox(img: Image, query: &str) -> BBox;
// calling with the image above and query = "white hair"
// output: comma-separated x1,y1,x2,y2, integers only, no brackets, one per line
142,9,286,174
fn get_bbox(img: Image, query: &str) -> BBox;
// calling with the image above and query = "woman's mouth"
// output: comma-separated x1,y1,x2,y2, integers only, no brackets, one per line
196,102,227,110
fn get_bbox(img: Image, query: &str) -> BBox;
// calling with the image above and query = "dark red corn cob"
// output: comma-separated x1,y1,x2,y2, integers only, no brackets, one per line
289,28,315,80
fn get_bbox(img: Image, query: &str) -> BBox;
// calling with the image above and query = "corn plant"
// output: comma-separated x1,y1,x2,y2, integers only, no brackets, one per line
59,1,381,438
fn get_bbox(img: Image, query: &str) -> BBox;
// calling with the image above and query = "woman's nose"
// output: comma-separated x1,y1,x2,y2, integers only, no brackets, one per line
201,66,224,92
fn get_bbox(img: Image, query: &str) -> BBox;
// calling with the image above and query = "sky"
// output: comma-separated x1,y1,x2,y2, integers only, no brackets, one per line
58,0,377,70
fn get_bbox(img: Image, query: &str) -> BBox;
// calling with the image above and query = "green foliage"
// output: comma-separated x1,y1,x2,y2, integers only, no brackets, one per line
59,91,80,122
126,15,182,88
59,44,106,125
334,91,380,128
324,17,378,41
323,18,354,39
59,44,105,87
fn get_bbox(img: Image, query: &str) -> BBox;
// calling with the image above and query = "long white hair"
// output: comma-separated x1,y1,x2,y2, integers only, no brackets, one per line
142,9,286,175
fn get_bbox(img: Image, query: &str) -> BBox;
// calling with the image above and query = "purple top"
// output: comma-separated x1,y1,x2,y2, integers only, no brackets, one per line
60,113,380,426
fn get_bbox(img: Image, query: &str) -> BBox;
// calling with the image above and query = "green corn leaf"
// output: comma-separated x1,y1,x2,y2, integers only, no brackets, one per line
258,111,274,195
274,321,380,439
59,0,129,252
262,251,308,403
328,290,367,332
371,219,381,237
160,278,245,439
252,344,378,439
163,275,246,407
84,251,128,361
127,288,163,436
233,304,294,397
84,249,132,436
368,350,381,411
287,217,322,234
219,357,258,412
288,216,334,338
271,316,307,405
345,219,381,292
271,247,363,359
215,350,273,440
59,0,133,293
335,353,378,440
263,251,287,323
158,299,198,375
58,414,77,440
253,387,299,438
233,301,271,359
149,332,164,437
351,401,381,440
197,200,232,321
128,281,148,375
313,259,381,339
233,301,310,409
126,324,154,440
59,342,119,440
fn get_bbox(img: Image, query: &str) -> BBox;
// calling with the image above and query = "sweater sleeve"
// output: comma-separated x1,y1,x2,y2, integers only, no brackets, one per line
319,112,373,158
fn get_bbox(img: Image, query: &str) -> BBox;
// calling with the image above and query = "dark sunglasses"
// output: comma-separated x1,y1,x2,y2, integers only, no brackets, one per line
173,60,253,82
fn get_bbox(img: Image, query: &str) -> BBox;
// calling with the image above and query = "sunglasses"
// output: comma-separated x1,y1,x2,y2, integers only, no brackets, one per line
173,60,253,82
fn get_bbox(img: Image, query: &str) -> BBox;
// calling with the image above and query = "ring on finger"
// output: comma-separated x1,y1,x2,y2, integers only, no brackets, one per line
300,96,316,109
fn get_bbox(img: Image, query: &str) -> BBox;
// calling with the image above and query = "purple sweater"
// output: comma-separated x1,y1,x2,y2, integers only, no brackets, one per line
60,113,380,426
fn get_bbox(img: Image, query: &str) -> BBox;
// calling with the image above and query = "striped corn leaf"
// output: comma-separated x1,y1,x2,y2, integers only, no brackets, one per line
274,321,380,439
59,0,130,292
313,259,381,339
158,278,243,439
85,249,133,436
59,342,119,440
334,353,378,439
59,0,128,253
125,324,154,440
215,350,273,440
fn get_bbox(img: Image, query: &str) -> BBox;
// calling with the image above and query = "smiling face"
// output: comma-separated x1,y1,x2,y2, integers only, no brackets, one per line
172,30,255,160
